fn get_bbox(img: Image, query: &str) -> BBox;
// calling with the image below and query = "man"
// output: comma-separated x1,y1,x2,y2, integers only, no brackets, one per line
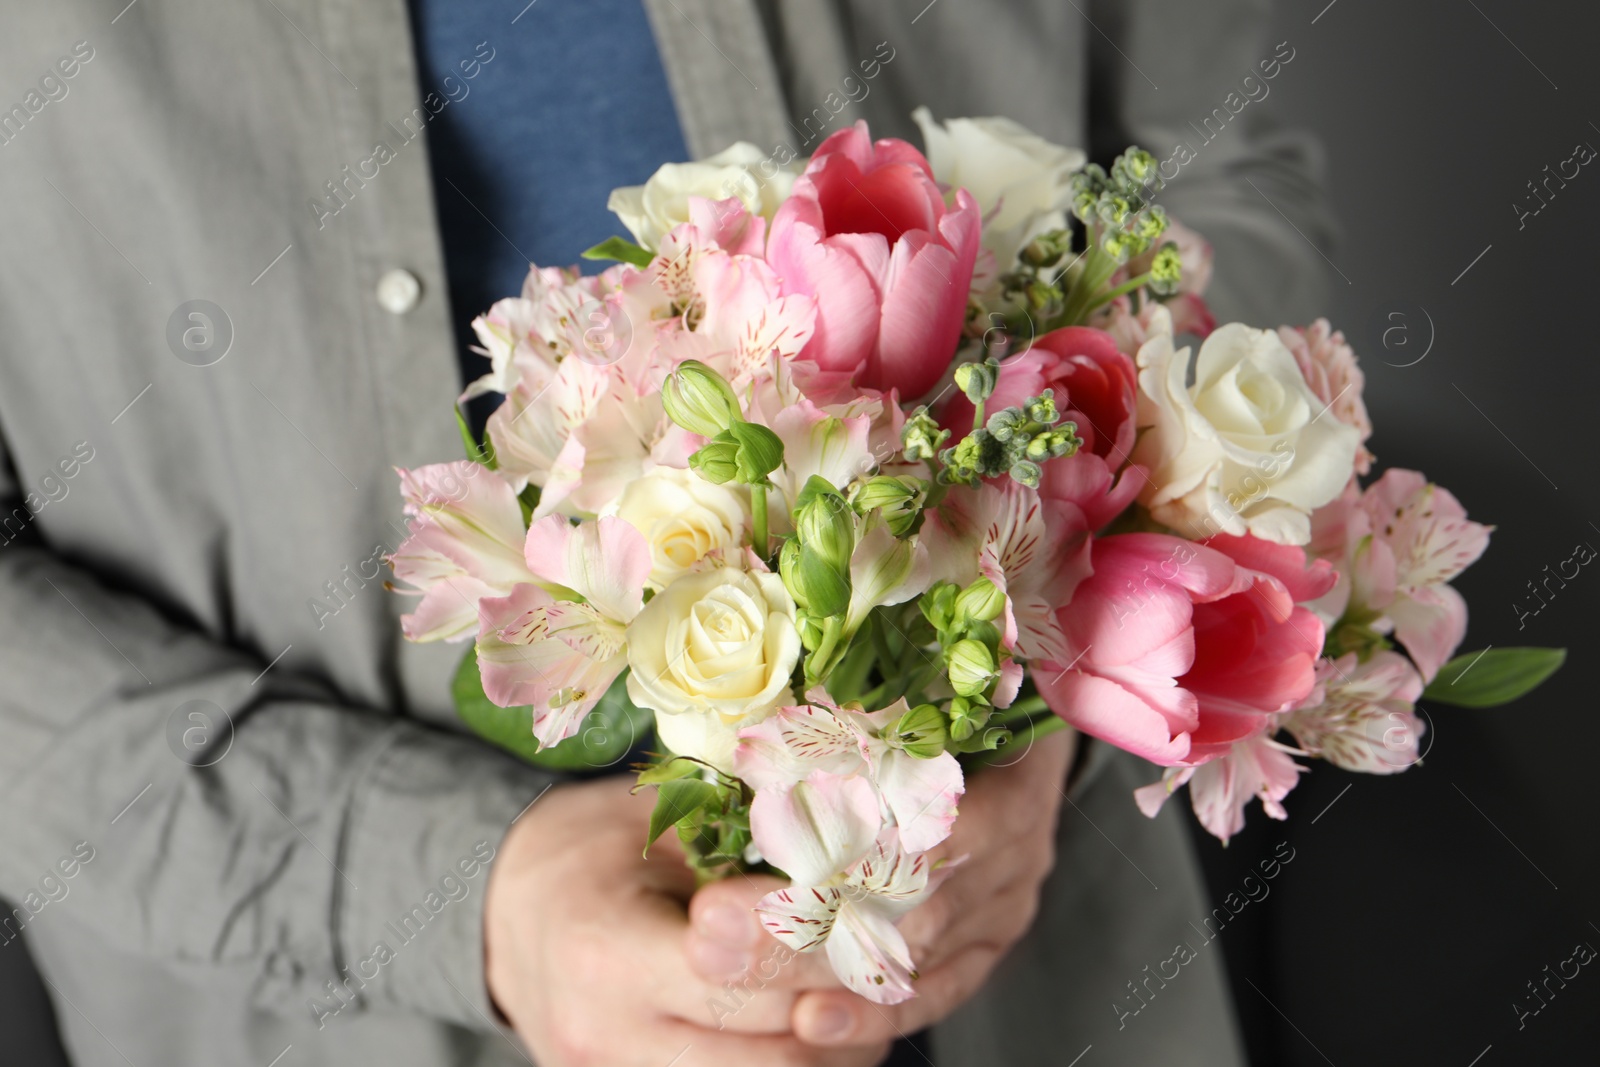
0,1,1331,1064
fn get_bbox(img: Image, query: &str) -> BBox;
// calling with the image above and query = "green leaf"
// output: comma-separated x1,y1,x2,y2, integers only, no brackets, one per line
582,236,655,268
452,650,653,770
455,407,497,469
636,757,701,786
646,778,719,854
1422,647,1566,708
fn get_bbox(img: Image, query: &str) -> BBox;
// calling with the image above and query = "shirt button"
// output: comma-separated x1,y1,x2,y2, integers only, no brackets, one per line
376,268,422,314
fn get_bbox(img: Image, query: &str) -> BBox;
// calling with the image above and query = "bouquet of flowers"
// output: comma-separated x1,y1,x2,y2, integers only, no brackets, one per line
390,114,1562,1003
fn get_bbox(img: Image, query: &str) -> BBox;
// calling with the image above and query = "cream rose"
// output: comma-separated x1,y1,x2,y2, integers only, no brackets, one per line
607,143,798,251
609,466,749,591
1131,307,1361,546
626,566,800,771
912,107,1087,273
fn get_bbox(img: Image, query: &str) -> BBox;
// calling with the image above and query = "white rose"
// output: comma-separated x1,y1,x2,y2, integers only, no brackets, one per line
912,107,1087,273
607,143,798,251
1131,307,1361,546
609,466,749,591
626,566,800,772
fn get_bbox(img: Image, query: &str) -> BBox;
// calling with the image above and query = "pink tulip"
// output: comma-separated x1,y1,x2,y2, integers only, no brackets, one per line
1038,532,1332,767
767,122,980,400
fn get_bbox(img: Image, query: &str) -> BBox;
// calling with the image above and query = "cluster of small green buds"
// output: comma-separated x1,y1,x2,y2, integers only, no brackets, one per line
901,407,951,463
664,361,786,487
921,576,1015,730
1146,242,1183,297
939,389,1082,488
1068,147,1171,265
883,703,949,759
850,474,924,538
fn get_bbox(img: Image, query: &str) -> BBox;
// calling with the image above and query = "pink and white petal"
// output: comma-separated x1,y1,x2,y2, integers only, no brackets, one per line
749,771,883,888
523,515,650,623
755,885,844,954
1133,766,1196,820
1388,584,1468,683
399,574,501,643
825,903,919,1004
1186,733,1305,843
877,752,964,854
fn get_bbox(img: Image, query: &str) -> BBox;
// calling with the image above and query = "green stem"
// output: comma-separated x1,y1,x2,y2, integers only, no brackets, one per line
993,694,1049,724
972,399,986,432
972,711,1069,765
751,484,769,560
1082,271,1154,315
806,616,845,687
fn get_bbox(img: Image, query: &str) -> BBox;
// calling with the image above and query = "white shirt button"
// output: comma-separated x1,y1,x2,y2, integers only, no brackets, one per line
376,268,422,314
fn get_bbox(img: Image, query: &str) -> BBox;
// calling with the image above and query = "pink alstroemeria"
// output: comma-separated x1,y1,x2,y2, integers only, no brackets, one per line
389,462,539,643
736,695,965,865
655,201,818,389
475,515,650,747
1135,729,1307,843
1308,469,1491,681
1285,651,1426,774
756,832,935,1004
768,122,981,399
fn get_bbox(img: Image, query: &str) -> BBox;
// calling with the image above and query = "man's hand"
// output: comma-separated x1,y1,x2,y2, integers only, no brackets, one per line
682,728,1077,1050
485,772,893,1067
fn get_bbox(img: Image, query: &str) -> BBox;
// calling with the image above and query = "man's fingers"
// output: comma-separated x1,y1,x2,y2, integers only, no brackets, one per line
618,886,798,1034
791,944,1003,1048
686,873,846,992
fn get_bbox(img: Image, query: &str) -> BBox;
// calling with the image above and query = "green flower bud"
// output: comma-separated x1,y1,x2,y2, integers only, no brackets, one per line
953,357,1000,404
954,577,1006,625
797,494,856,573
662,360,740,438
852,475,919,513
1111,147,1161,195
727,420,784,483
947,638,998,697
1134,205,1168,243
1008,459,1043,488
779,537,851,619
1148,243,1183,296
689,437,739,483
920,580,959,634
902,408,950,463
885,703,949,759
985,408,1026,443
1024,390,1058,425
947,695,992,743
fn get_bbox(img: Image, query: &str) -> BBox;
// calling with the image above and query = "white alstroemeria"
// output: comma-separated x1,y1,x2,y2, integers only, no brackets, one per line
845,518,931,635
608,143,799,252
756,832,935,1004
736,694,965,860
475,516,650,747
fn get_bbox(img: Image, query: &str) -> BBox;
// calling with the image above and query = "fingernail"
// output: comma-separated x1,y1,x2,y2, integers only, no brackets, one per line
804,1003,854,1043
696,903,758,946
687,934,751,979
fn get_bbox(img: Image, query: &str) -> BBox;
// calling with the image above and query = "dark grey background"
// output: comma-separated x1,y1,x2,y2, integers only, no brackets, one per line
4,1,1597,1064
1186,1,1600,1064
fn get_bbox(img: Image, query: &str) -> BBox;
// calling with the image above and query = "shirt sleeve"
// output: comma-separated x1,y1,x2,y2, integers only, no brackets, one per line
0,449,557,1030
1087,0,1338,326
